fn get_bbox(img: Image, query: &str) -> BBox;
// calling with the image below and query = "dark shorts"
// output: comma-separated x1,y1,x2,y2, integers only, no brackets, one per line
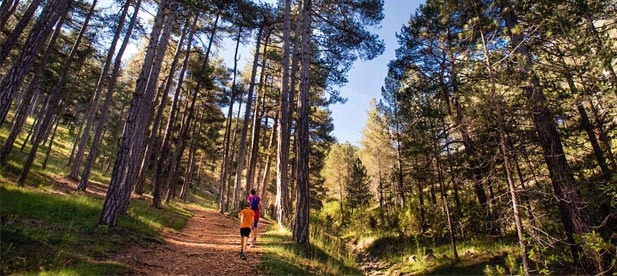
240,227,251,237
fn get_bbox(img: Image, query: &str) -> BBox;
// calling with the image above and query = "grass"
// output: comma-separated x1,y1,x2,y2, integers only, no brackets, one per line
257,224,362,275
0,182,192,275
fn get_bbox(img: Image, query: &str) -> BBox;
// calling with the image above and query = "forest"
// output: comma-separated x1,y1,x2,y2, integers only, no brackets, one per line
1,0,616,275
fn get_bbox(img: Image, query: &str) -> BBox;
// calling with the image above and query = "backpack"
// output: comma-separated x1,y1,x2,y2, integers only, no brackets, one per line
250,196,260,210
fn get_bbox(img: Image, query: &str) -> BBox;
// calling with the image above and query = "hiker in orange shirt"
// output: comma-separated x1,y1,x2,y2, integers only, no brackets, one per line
239,201,254,260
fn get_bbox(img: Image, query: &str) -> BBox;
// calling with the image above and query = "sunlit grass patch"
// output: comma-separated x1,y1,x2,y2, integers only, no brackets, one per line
0,183,192,275
258,222,361,275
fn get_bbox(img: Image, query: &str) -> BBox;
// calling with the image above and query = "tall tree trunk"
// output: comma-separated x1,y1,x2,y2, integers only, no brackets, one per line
0,32,52,165
276,0,293,227
436,141,458,260
100,0,170,225
259,116,278,210
0,0,42,67
0,0,19,31
17,95,62,185
135,14,194,195
78,0,141,192
293,0,311,245
586,97,617,171
245,30,270,194
0,0,68,125
500,1,596,273
15,11,69,185
160,8,214,207
152,12,206,206
56,0,98,180
42,114,61,169
232,26,263,210
442,33,491,234
415,156,426,233
180,106,203,200
476,12,530,271
0,78,36,165
555,47,611,178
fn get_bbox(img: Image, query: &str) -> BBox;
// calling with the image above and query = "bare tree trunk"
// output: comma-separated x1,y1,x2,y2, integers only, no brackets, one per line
415,156,426,233
135,14,194,195
0,0,20,30
42,114,61,169
260,116,277,210
277,0,293,228
232,25,264,210
500,1,596,272
476,14,530,271
0,80,36,165
218,22,239,213
100,0,171,225
78,0,141,192
65,0,105,180
435,135,458,259
67,115,85,166
246,30,271,194
15,10,69,185
0,0,42,67
161,8,215,207
293,0,311,245
0,0,68,125
586,97,617,171
180,105,203,200
152,12,206,207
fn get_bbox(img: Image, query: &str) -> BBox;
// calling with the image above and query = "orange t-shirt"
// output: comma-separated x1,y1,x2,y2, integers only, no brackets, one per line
239,208,254,228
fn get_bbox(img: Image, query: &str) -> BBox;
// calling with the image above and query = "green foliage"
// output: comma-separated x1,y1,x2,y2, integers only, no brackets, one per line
0,184,191,275
345,157,373,213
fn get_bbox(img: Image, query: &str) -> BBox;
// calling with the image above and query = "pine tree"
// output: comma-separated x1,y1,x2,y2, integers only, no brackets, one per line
345,157,372,214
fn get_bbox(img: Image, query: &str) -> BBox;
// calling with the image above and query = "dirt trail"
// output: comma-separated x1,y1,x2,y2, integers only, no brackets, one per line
114,207,269,276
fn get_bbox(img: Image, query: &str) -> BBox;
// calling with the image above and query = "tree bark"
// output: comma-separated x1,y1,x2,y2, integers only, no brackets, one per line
218,22,239,213
0,0,67,125
0,0,19,31
78,0,142,192
0,0,42,67
232,25,263,210
245,30,270,196
15,9,69,185
500,1,596,273
161,7,213,207
276,0,293,228
100,0,170,225
293,0,311,245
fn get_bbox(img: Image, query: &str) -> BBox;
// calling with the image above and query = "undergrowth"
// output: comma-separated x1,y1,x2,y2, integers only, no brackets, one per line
0,182,192,275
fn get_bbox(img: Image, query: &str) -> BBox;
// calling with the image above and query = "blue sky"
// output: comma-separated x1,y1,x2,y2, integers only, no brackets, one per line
331,0,423,145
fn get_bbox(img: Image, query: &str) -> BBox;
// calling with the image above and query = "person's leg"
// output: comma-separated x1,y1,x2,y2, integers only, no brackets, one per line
240,228,250,255
251,210,260,245
240,229,246,253
251,220,259,245
240,227,252,259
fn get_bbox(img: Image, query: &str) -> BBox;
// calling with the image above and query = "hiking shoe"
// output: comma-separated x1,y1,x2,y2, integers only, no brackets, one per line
241,253,247,260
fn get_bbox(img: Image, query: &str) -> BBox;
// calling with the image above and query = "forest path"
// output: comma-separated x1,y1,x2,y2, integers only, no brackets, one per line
114,207,269,275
